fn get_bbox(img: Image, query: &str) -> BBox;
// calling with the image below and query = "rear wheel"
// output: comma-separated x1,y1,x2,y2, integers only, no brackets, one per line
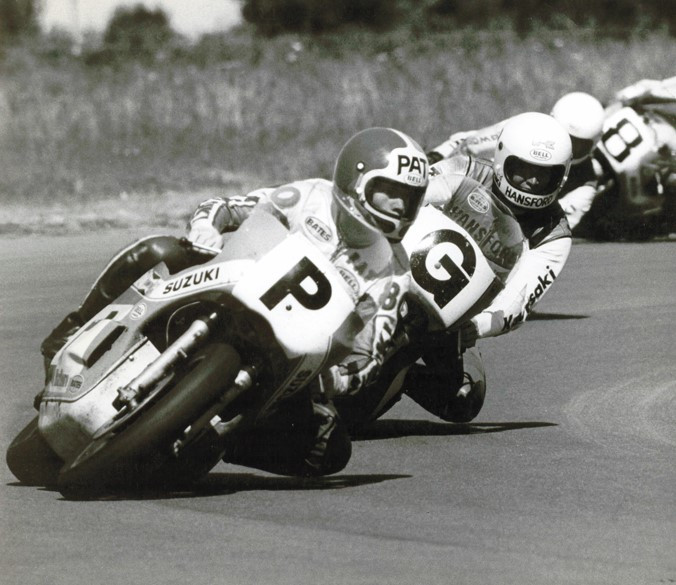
57,342,241,496
6,416,64,486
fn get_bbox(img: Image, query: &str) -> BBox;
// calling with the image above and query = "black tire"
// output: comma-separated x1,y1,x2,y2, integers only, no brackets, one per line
6,416,64,486
57,342,241,496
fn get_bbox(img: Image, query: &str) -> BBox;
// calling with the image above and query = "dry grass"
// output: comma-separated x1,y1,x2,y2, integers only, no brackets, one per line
0,27,674,232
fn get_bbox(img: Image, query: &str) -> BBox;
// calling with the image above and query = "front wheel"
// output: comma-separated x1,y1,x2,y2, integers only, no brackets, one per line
57,342,241,496
6,416,64,486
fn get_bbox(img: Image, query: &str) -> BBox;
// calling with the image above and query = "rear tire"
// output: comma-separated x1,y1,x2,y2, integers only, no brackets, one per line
57,342,241,496
6,416,64,486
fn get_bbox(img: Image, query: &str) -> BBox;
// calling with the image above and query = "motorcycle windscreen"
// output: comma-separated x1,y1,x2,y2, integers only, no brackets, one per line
403,189,524,330
142,210,293,301
231,232,356,365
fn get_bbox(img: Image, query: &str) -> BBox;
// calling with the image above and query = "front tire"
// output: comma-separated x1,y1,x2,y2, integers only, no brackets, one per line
6,416,64,486
57,342,241,496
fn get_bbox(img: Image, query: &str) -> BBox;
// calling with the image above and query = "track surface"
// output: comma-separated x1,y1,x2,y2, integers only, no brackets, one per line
1,231,674,585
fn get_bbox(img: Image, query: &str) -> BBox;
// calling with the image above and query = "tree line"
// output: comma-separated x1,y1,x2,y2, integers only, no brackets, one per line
2,0,673,42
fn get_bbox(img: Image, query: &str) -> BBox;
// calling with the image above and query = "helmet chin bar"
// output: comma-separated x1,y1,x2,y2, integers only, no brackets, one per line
364,200,408,241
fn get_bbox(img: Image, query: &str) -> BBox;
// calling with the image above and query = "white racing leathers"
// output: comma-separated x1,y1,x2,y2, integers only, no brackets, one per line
188,179,396,330
333,159,571,426
187,179,401,475
427,157,572,340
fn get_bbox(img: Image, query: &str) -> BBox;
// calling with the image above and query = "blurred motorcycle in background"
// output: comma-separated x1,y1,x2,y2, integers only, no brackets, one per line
574,99,676,241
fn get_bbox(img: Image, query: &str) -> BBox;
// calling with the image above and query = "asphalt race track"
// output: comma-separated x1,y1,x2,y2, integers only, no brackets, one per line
1,230,674,585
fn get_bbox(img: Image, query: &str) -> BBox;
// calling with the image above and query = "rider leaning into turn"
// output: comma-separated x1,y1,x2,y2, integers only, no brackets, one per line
426,91,604,231
41,126,430,478
329,112,575,429
426,76,676,232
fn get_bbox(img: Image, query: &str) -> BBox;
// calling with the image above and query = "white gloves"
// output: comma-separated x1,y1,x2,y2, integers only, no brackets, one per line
187,219,225,250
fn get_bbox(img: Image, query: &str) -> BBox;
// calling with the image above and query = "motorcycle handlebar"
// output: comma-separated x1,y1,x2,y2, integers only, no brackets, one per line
179,237,222,257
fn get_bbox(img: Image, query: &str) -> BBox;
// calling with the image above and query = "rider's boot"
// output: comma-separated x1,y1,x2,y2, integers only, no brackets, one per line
40,312,85,373
40,236,194,375
220,392,351,478
404,339,486,424
302,394,351,477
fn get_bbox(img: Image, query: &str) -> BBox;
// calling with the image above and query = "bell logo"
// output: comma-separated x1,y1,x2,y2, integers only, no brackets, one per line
530,149,552,161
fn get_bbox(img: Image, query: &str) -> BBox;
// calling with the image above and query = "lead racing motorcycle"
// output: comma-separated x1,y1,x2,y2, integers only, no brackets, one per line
7,207,366,495
7,180,524,496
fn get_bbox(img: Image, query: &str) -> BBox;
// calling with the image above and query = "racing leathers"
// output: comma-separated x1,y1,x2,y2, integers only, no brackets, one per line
427,76,676,236
427,117,597,228
335,156,571,427
426,157,572,340
186,179,401,476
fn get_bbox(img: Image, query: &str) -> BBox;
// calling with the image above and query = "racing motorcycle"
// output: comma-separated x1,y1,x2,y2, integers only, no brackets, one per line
335,179,525,427
574,101,676,241
7,179,524,496
7,207,365,495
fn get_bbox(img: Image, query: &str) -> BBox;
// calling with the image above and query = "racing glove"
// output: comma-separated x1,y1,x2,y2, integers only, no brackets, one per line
187,219,225,250
426,151,443,165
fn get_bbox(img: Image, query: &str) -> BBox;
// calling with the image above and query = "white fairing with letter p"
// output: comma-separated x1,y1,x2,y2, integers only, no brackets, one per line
32,207,360,484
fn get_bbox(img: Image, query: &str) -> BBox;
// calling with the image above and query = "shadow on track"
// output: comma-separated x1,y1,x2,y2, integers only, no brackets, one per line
11,472,411,501
352,419,557,441
527,311,589,321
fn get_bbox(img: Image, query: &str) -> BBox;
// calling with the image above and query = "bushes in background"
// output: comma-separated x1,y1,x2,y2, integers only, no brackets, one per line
241,0,397,35
240,0,674,36
0,0,39,40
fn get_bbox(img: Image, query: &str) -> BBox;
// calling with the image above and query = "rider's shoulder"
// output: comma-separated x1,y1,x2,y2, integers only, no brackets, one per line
431,153,472,177
263,178,332,209
522,204,572,248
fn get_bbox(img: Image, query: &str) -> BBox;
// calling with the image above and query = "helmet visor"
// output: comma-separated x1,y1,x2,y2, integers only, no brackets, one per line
570,136,595,161
364,177,427,222
504,156,566,195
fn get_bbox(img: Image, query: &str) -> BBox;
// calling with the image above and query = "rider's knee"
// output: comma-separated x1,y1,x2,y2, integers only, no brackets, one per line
405,347,487,423
129,236,190,274
96,236,187,298
302,423,352,477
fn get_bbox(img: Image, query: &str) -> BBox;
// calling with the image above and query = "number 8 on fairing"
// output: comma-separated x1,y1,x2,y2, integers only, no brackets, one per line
601,117,644,163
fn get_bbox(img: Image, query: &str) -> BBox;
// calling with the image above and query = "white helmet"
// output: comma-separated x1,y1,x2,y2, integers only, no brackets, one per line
333,127,429,242
492,112,572,212
551,92,605,163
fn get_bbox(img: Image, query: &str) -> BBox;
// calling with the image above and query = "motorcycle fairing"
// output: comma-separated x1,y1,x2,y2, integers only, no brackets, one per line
597,106,664,209
402,205,503,330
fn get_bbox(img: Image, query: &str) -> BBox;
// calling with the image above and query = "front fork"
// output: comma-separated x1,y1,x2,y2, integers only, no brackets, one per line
170,365,257,456
115,311,221,411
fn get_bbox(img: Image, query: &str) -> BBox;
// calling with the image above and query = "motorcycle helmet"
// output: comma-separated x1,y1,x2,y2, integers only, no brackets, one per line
551,92,605,163
492,112,572,213
333,127,429,242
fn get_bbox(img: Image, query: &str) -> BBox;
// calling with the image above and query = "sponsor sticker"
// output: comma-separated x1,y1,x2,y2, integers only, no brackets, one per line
304,216,332,242
163,267,221,295
337,266,360,296
130,302,147,320
68,375,84,393
530,148,552,161
52,368,69,387
468,190,490,214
